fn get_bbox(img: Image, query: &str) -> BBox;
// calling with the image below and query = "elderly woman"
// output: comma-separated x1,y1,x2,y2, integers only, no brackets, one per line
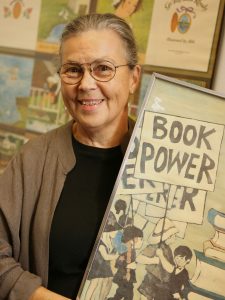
0,13,141,300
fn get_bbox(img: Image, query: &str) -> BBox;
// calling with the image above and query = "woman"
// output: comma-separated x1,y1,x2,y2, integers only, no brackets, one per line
0,13,141,300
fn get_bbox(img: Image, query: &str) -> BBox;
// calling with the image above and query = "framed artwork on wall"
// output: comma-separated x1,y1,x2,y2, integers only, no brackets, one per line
143,0,225,88
77,73,225,300
0,0,41,51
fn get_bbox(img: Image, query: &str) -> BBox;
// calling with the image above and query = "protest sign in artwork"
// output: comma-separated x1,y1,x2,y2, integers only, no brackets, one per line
78,74,225,300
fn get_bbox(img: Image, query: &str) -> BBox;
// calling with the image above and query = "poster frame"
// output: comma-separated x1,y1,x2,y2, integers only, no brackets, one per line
78,72,225,300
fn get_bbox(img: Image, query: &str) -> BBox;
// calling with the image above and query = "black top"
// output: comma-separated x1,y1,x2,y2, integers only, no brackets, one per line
48,136,123,298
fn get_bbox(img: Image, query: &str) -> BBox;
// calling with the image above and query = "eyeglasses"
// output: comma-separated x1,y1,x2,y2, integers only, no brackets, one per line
58,60,133,85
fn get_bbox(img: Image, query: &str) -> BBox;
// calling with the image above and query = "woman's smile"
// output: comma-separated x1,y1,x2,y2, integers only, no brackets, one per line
78,98,104,111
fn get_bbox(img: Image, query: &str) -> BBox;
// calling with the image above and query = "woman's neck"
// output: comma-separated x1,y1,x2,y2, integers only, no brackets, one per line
72,120,128,148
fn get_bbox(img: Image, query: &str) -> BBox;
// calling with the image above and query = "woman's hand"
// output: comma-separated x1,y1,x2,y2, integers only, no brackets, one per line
29,287,72,300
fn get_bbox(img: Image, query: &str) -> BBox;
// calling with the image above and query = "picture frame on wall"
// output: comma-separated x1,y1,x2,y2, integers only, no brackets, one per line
142,0,225,88
0,0,41,51
77,73,225,300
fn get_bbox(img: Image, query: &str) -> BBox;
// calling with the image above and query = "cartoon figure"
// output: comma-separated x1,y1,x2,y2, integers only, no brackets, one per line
156,245,193,299
109,225,143,300
136,218,178,300
114,199,132,228
85,213,121,300
112,199,133,254
113,0,142,18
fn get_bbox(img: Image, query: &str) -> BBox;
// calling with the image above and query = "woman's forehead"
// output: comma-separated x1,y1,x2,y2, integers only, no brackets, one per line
60,29,127,62
63,28,123,42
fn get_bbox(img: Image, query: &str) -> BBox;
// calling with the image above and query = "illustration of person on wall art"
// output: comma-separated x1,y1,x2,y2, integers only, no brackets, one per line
136,218,178,300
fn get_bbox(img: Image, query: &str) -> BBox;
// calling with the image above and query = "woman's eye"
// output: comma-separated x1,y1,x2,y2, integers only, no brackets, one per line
96,64,113,72
65,65,82,75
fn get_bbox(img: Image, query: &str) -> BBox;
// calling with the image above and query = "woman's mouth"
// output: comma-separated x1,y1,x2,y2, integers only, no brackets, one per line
78,99,104,111
79,99,104,106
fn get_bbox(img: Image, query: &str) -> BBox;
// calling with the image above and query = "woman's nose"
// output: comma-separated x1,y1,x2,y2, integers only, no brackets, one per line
78,69,97,90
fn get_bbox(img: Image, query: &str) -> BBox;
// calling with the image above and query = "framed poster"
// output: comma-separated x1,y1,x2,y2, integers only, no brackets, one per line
143,0,225,87
78,73,225,299
0,0,41,51
146,0,220,71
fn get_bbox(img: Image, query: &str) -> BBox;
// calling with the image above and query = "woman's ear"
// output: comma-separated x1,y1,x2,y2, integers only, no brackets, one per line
129,64,141,94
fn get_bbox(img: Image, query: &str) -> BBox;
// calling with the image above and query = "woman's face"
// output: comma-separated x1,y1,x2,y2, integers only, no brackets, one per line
60,29,140,136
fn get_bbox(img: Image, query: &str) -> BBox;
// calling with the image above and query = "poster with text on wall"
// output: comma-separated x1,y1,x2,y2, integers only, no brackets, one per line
145,0,221,72
78,73,225,300
0,0,41,50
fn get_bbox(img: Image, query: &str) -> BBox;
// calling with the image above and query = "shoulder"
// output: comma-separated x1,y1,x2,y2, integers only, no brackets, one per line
23,121,73,151
14,121,75,172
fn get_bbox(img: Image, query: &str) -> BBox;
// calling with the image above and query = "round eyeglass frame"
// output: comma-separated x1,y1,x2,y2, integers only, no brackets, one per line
58,60,134,84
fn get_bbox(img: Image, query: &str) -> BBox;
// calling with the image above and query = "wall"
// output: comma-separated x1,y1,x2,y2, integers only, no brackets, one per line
213,14,225,94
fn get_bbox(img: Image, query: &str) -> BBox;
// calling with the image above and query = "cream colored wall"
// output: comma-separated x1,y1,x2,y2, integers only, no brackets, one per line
212,16,225,94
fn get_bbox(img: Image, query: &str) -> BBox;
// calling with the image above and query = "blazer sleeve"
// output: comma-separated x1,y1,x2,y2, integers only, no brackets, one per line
0,151,42,300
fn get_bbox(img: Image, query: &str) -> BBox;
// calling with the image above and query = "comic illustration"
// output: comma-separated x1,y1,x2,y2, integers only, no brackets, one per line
78,74,225,299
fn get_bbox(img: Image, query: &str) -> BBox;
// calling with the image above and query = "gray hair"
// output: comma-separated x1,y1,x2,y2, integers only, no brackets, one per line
59,13,138,66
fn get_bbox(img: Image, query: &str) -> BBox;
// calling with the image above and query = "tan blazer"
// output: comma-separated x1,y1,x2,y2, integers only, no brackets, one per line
0,119,134,300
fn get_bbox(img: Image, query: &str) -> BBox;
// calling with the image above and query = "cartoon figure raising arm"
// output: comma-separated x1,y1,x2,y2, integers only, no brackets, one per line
156,245,193,300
